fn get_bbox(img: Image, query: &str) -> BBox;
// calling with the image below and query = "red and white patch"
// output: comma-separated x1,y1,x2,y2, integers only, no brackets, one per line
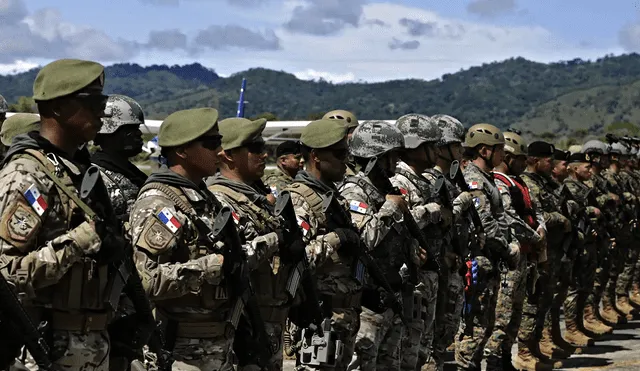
296,216,310,236
399,188,408,196
349,200,369,214
232,211,240,225
468,181,479,190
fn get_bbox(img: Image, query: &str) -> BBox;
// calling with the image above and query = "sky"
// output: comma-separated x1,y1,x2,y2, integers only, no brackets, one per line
0,0,639,83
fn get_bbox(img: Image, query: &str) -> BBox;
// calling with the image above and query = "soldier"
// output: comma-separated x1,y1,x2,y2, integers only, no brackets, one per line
551,149,569,182
521,142,574,363
263,140,303,197
282,119,362,371
603,142,638,321
205,117,290,371
390,114,445,371
423,114,473,371
340,120,425,370
0,59,120,370
0,113,40,147
92,94,148,224
489,130,548,371
0,94,9,157
129,108,270,370
455,123,517,371
323,110,359,176
580,140,619,328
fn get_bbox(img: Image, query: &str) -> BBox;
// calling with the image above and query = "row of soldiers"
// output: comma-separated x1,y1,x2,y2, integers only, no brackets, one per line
0,57,638,371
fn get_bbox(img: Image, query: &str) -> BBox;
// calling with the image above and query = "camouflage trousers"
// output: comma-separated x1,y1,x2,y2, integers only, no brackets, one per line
347,307,403,371
238,321,285,371
518,257,546,344
170,335,234,371
592,238,612,307
400,270,438,370
430,260,464,371
455,256,499,370
13,330,110,371
604,231,632,303
485,255,527,361
616,245,639,297
565,242,596,324
294,308,360,371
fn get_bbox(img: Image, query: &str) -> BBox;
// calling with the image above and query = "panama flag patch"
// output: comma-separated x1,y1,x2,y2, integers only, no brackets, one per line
296,216,310,236
399,188,408,196
468,181,479,190
23,184,48,216
232,211,240,224
349,200,368,214
157,207,181,233
270,185,278,197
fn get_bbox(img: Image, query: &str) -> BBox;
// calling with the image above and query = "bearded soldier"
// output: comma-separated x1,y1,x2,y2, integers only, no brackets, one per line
341,121,426,370
489,130,548,371
390,114,444,371
0,59,121,370
455,123,518,371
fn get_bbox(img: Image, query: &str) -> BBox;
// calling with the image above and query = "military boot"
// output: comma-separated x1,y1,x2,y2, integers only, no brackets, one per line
538,327,570,360
615,296,636,319
564,317,594,347
630,283,640,306
550,321,578,355
583,304,613,335
513,342,553,371
600,295,623,324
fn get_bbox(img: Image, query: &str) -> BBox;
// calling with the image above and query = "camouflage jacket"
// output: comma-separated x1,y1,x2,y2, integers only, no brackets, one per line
206,175,287,309
463,162,509,257
521,171,568,230
492,172,542,248
283,171,362,300
603,169,636,224
263,165,293,198
97,167,140,224
391,161,445,265
563,178,599,233
339,172,415,290
0,134,118,314
129,169,277,321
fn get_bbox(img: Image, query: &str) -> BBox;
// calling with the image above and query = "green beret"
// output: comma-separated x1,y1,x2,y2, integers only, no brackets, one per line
218,117,267,150
33,59,105,101
300,119,348,149
158,108,219,147
0,114,41,146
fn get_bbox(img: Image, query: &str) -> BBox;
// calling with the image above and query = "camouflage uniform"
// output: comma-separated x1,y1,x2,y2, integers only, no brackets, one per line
0,60,120,371
615,167,640,307
341,121,417,371
264,165,294,197
486,172,543,366
0,94,8,158
455,162,510,370
391,161,441,370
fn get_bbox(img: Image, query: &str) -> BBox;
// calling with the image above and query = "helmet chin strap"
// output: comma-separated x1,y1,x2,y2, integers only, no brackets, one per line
479,145,496,168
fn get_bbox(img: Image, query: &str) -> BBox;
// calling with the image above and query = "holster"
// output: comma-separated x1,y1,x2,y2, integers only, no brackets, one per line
298,317,344,367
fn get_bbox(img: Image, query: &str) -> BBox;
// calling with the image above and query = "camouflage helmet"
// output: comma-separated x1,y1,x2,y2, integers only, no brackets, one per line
99,94,144,134
431,114,464,146
464,123,505,148
350,120,404,158
629,146,638,156
0,95,7,114
567,145,582,154
323,109,358,129
609,142,627,155
503,131,527,156
394,114,441,149
581,140,608,155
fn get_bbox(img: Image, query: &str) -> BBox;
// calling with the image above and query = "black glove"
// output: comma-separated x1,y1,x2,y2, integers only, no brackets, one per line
277,228,306,263
94,224,128,264
334,228,360,255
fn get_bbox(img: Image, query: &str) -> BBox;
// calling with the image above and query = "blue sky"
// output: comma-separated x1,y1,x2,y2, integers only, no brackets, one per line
0,0,637,82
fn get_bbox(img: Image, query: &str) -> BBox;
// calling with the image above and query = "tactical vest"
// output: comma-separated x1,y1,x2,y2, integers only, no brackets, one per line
208,184,291,321
10,149,116,331
493,172,539,253
137,182,229,314
282,181,362,309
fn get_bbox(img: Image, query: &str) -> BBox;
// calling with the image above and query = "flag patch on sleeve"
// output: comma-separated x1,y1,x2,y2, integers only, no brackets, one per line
468,181,479,190
157,207,181,233
23,184,47,216
297,216,310,236
349,200,369,214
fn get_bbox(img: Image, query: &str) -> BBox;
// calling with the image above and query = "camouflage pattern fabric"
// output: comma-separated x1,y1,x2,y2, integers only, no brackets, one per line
263,166,294,197
99,94,145,134
170,338,234,371
340,172,413,370
98,166,141,224
614,170,639,298
455,163,509,370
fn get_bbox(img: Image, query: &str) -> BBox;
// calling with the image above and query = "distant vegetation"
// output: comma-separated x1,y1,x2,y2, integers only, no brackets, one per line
5,54,640,144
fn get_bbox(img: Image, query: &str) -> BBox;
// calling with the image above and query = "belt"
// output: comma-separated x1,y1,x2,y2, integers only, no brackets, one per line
259,306,289,323
51,311,111,333
326,291,362,309
175,321,227,338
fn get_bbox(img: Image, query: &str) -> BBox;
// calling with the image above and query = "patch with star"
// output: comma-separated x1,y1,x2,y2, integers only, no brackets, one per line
5,203,40,242
142,219,176,253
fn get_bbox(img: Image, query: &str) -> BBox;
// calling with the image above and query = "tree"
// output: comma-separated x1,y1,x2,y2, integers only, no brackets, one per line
8,96,36,113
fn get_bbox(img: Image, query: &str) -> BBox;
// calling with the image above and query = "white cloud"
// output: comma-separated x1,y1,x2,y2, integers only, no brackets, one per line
293,69,356,83
0,60,38,74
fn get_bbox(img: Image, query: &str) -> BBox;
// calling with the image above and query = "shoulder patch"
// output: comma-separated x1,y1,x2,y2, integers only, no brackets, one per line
143,219,175,252
2,201,41,244
349,200,369,214
399,188,408,196
23,184,48,216
473,197,482,208
232,211,240,224
157,207,181,233
468,181,480,190
296,216,310,236
497,184,508,193
269,185,279,197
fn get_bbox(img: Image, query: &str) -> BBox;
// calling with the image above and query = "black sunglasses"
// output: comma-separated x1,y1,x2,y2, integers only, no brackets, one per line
73,93,109,112
246,141,266,154
196,135,223,150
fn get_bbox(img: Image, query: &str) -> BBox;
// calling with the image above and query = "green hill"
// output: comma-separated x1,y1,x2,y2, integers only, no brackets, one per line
4,54,640,135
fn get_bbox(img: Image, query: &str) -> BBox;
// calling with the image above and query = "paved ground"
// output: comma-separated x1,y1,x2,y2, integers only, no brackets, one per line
282,319,640,370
